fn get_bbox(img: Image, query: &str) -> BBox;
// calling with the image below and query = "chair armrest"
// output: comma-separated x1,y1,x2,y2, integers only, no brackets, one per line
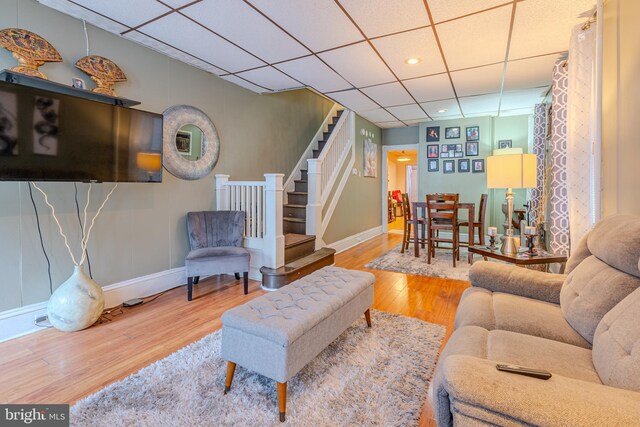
440,355,640,427
469,261,565,304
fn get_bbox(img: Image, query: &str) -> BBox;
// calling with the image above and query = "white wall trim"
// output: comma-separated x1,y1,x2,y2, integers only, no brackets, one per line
381,144,420,234
325,225,383,254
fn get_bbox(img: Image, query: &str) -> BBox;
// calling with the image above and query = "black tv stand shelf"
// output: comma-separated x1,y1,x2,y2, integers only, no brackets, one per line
0,69,140,107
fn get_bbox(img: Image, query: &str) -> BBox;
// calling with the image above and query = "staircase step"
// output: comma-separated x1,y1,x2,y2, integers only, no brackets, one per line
284,204,306,219
283,217,306,234
327,123,336,132
294,179,308,192
322,131,331,140
284,233,316,263
287,191,308,205
300,169,308,181
312,149,320,159
261,247,336,290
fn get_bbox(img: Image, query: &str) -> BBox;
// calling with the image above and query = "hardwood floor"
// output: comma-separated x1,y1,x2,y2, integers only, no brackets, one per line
0,233,469,426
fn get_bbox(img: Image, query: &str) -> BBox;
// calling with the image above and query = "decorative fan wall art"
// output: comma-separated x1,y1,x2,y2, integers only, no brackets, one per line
0,28,62,79
75,55,127,96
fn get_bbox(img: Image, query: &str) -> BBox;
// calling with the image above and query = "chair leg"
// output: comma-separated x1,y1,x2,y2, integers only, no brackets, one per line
224,361,236,394
243,272,249,295
234,272,240,280
277,382,287,423
478,225,485,246
452,229,458,268
187,276,193,301
193,276,200,285
401,223,407,253
364,309,372,327
421,222,426,248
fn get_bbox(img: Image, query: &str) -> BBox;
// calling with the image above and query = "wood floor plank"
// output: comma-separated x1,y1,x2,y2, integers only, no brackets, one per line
0,233,468,425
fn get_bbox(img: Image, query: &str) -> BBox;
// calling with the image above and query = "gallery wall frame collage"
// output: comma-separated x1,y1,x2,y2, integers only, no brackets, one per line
426,125,485,175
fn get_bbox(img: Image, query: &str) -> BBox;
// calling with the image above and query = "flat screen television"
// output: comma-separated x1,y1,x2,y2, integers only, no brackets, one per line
0,79,163,182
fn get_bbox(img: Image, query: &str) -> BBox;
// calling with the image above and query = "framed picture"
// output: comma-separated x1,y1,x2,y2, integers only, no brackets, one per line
72,78,85,89
449,151,456,158
427,144,439,158
465,141,479,156
176,130,192,155
498,139,513,149
454,151,463,158
466,126,480,141
443,160,455,174
458,159,470,172
426,126,440,142
445,127,460,139
447,144,457,152
428,159,439,172
472,159,485,173
363,139,377,177
455,143,463,152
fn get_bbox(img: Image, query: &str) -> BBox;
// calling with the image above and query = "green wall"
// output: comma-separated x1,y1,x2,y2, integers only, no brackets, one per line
323,115,382,244
0,0,334,311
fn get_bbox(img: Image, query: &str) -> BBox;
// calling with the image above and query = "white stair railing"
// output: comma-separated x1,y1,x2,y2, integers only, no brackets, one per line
306,110,355,244
215,173,284,270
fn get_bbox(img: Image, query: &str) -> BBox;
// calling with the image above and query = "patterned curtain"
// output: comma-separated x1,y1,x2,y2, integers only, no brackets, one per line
567,23,598,251
529,104,548,229
548,60,570,256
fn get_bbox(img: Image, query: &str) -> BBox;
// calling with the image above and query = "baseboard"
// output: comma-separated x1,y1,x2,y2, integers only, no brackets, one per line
326,226,383,254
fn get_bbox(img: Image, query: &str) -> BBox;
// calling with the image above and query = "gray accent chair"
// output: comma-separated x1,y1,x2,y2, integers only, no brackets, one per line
432,214,640,426
185,211,250,301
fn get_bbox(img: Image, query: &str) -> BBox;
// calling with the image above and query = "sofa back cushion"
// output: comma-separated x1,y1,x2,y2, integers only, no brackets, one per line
592,284,640,391
560,214,640,344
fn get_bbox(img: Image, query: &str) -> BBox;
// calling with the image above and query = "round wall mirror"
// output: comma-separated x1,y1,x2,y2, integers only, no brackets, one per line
163,105,220,180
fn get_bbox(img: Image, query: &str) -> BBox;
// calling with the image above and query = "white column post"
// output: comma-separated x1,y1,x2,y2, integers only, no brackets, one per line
264,173,285,269
215,174,230,210
306,159,323,245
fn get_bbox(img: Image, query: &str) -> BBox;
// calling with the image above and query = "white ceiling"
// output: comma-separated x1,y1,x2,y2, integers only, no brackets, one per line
38,0,595,128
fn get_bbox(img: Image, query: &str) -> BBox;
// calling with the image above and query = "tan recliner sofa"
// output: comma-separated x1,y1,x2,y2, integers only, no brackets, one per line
431,214,640,426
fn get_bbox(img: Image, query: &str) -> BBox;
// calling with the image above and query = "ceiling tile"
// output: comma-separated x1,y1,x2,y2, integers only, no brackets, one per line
124,31,225,74
419,98,461,118
499,107,534,117
65,0,170,28
465,111,498,117
436,6,511,70
404,119,431,125
327,89,379,111
499,88,547,111
138,13,265,72
371,28,445,80
220,75,268,93
339,0,429,38
504,54,562,91
160,0,195,8
428,0,510,24
361,82,414,107
386,103,428,121
509,0,595,60
376,121,407,128
249,0,363,52
37,0,129,33
275,56,352,93
358,108,397,123
451,63,504,97
181,0,309,64
458,93,501,115
403,73,454,102
319,42,395,88
236,66,302,91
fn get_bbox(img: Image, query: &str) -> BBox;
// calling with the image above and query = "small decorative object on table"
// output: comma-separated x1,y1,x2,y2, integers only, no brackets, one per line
0,28,62,79
487,226,498,250
524,226,538,256
75,55,127,96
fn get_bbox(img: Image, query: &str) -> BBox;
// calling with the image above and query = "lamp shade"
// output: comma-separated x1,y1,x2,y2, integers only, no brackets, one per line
136,152,162,172
486,153,536,189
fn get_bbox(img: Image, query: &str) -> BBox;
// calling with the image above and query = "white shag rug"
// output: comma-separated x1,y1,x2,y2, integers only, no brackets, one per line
365,244,472,281
71,310,446,426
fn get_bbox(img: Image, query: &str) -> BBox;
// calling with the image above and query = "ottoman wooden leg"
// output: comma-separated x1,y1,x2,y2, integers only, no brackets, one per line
277,382,287,422
224,362,236,394
365,309,372,328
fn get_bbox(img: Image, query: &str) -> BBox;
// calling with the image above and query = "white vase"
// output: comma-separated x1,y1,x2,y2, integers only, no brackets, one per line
47,265,105,332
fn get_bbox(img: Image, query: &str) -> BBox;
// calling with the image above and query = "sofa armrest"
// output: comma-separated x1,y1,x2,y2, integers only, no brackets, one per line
439,355,640,427
469,261,566,304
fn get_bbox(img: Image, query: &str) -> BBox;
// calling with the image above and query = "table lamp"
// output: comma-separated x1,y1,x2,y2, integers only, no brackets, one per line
486,153,536,255
136,152,162,181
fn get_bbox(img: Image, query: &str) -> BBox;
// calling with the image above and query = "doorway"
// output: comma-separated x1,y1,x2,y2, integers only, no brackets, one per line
382,145,419,234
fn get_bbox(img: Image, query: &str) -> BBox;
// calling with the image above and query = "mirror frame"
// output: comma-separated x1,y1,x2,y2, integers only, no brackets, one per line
162,105,220,180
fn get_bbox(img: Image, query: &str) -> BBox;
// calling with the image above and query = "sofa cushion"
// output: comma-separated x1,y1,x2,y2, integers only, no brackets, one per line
560,255,640,344
593,285,640,392
586,214,640,277
186,246,249,261
455,287,590,348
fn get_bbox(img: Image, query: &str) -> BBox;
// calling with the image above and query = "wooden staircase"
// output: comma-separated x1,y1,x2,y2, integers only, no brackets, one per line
260,110,343,289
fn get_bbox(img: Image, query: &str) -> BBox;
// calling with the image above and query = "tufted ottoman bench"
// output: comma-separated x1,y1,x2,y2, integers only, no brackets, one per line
221,266,375,422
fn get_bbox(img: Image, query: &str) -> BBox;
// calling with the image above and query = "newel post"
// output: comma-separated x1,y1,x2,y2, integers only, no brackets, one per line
215,174,230,210
306,159,322,243
264,173,285,269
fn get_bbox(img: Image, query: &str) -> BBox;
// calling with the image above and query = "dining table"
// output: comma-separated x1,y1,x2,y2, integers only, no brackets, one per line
412,201,476,258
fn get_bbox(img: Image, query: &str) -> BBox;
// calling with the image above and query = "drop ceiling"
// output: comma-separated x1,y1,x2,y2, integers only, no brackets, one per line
38,0,595,128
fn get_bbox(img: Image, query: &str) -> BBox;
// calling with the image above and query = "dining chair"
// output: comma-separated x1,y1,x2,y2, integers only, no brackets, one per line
458,193,488,248
401,193,426,254
426,193,459,267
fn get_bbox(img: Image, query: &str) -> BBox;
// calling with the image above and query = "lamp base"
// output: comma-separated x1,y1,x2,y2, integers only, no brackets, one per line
501,235,518,256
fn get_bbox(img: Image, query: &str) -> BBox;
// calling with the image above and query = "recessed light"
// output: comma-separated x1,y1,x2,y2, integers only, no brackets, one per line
437,109,448,113
404,57,421,65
